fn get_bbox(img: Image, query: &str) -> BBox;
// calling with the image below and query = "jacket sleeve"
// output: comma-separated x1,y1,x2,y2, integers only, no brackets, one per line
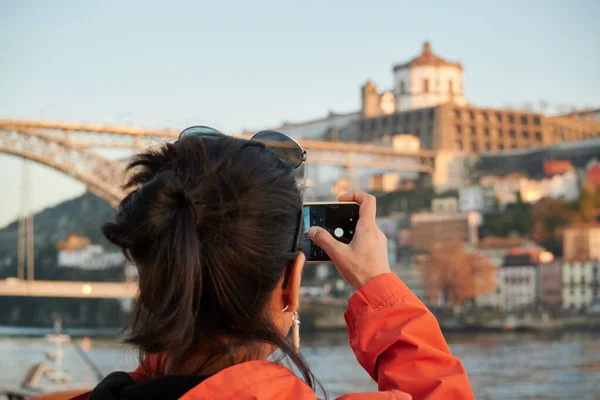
340,273,474,400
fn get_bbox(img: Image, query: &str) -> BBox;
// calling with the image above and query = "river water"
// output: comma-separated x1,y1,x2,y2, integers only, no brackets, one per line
0,330,599,399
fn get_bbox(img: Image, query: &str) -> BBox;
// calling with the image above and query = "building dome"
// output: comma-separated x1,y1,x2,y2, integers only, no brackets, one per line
393,41,466,111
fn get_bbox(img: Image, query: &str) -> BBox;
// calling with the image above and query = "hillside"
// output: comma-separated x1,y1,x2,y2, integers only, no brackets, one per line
0,191,116,265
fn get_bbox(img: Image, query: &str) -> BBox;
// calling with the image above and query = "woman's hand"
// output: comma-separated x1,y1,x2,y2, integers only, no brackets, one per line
307,191,391,290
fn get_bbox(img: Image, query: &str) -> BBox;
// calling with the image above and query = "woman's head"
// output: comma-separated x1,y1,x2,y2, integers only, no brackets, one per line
102,134,313,385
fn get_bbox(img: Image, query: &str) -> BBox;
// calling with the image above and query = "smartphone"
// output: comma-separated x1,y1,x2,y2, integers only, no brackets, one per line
302,202,359,263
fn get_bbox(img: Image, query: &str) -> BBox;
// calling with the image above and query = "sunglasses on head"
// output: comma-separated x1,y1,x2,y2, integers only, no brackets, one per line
179,125,308,255
179,126,307,170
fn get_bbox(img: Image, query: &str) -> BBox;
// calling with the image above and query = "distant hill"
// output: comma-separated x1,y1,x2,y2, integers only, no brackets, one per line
0,191,116,263
0,192,126,327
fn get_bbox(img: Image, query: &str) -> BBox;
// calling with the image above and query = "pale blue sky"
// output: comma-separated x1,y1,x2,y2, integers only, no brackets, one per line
1,0,599,228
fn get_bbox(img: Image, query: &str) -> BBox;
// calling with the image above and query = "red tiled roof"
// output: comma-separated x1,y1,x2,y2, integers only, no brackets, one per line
477,236,530,250
394,42,462,71
587,164,600,185
564,222,600,230
543,160,572,177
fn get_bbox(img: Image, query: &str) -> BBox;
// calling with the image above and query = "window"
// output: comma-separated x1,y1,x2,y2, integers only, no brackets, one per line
370,120,377,129
471,142,478,152
508,114,515,123
484,128,490,137
469,111,475,120
393,115,400,125
523,131,529,139
509,129,516,138
400,81,405,93
534,132,542,141
521,115,528,125
382,118,388,128
499,143,505,150
471,126,477,135
449,80,454,94
456,125,462,134
534,116,541,125
483,112,489,121
423,79,429,93
485,142,491,151
498,128,504,137
496,113,503,123
428,109,435,119
455,109,461,119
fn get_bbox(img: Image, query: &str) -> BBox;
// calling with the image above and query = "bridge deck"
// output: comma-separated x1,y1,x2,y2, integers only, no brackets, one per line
0,279,137,299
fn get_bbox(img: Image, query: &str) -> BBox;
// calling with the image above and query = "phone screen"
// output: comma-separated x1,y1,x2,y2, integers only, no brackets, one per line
302,203,359,262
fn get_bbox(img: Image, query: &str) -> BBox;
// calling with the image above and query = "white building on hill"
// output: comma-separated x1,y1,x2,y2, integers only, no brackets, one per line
57,235,125,271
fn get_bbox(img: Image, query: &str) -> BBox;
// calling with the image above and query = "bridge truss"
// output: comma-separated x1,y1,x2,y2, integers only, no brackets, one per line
0,119,436,207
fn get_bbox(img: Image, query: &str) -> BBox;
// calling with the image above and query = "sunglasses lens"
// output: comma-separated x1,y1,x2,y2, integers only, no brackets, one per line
251,131,304,169
179,126,222,140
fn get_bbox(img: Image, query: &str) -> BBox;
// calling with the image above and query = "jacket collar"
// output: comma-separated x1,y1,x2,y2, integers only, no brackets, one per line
179,360,315,400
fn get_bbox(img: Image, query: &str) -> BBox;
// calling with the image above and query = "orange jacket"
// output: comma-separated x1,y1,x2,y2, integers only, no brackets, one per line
73,273,474,399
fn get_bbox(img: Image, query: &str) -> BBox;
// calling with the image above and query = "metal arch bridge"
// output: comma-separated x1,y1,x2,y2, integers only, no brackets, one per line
0,119,436,299
0,119,436,208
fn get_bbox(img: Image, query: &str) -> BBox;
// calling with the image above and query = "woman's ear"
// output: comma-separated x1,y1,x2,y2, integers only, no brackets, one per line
283,252,305,312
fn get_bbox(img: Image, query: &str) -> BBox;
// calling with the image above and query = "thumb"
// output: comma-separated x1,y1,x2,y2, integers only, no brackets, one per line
308,226,343,256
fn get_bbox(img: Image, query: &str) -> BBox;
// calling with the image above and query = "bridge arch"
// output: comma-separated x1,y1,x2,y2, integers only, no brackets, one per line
0,127,126,207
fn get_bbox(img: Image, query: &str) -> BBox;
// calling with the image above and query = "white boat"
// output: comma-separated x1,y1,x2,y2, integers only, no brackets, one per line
0,320,95,400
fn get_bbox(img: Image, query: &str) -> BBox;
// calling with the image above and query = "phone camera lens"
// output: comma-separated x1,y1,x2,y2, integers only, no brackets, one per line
349,230,354,235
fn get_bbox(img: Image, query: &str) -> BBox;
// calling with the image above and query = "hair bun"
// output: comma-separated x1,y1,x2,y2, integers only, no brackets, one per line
154,170,198,220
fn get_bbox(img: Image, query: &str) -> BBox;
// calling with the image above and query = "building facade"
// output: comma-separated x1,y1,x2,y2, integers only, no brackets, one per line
562,260,600,309
57,234,125,271
470,238,546,309
563,224,600,262
369,173,403,193
501,254,538,311
538,261,563,309
481,168,580,205
347,101,600,154
431,196,459,213
409,211,480,252
458,185,495,213
343,42,600,153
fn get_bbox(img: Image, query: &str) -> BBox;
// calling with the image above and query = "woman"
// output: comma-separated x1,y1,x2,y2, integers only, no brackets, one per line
74,128,474,399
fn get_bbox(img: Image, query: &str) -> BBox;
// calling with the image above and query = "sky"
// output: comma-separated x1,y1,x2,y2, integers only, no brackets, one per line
0,0,599,228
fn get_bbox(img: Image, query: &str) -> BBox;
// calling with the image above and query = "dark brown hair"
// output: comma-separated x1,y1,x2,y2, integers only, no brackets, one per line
102,135,318,389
